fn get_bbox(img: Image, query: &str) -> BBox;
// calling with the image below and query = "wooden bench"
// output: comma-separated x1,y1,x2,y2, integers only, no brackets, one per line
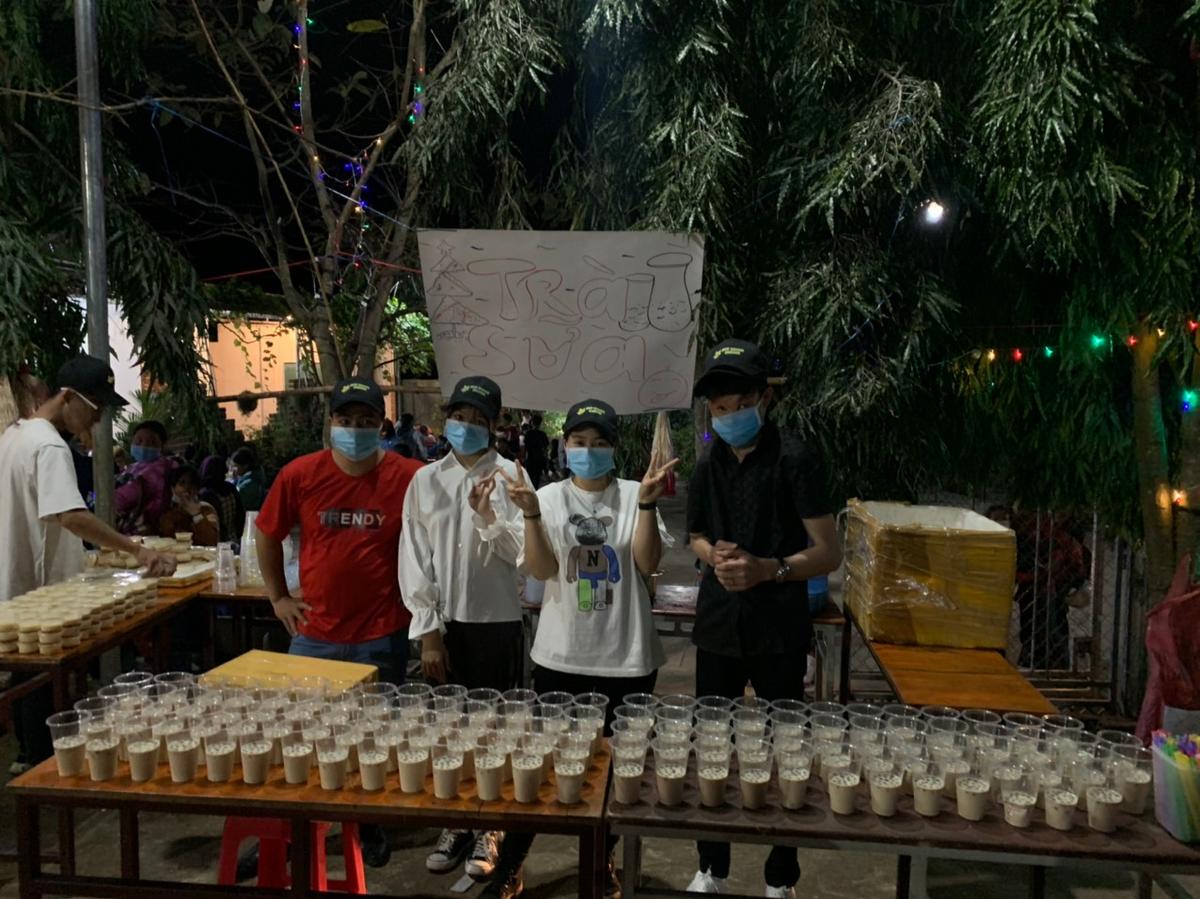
862,640,1058,715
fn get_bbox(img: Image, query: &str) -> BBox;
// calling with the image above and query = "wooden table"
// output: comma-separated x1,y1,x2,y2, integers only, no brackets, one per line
863,642,1058,716
11,744,612,899
0,590,198,712
193,581,276,664
608,757,1200,899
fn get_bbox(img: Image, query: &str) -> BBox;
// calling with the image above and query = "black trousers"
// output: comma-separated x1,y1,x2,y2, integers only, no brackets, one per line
443,620,524,693
497,666,659,872
695,647,807,887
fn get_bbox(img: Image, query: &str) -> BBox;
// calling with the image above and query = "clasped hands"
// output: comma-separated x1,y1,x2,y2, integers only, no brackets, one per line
711,540,776,592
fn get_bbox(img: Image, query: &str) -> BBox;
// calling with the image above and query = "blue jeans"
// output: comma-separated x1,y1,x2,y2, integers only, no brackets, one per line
289,630,410,686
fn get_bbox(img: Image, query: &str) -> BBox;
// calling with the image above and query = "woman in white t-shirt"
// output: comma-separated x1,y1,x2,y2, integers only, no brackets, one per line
484,398,676,899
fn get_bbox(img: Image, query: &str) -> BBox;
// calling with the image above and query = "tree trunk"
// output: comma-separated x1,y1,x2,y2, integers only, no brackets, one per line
1127,324,1177,716
1130,325,1176,604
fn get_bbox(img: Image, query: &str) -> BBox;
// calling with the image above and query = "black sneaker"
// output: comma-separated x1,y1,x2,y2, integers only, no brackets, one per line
481,866,524,899
359,824,392,868
426,828,473,873
235,844,260,882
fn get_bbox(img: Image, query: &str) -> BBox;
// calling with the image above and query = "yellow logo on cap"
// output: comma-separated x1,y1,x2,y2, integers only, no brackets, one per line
340,383,370,393
107,374,115,385
575,405,607,416
713,347,745,359
462,385,490,397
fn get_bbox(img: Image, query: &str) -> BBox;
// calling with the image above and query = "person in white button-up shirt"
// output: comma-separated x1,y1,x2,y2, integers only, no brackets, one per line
397,376,524,882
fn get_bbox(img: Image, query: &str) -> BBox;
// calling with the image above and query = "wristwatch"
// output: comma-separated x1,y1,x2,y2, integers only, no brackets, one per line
774,558,791,583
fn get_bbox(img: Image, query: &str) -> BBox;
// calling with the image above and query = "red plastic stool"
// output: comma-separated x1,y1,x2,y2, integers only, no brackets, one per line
217,816,366,893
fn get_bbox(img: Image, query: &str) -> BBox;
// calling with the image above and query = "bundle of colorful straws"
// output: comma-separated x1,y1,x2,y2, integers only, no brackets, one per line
1152,730,1200,842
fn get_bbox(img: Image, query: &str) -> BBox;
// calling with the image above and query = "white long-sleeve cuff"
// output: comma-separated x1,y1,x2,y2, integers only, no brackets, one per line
407,607,445,639
471,511,508,542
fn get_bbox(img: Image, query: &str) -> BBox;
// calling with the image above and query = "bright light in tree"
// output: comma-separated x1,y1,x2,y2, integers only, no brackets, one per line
922,200,945,225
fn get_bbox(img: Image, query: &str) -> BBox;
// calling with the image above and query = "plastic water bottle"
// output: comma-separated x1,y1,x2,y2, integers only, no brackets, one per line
238,512,265,588
807,575,829,616
214,542,237,593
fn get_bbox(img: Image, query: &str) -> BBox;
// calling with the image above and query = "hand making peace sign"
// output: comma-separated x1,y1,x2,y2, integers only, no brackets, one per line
468,472,499,525
497,461,541,517
639,457,680,505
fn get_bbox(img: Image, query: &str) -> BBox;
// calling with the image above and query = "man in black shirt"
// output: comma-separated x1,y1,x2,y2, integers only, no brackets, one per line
686,339,842,898
522,414,550,487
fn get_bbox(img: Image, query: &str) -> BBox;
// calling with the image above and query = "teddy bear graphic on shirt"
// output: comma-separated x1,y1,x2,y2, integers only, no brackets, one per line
565,514,620,612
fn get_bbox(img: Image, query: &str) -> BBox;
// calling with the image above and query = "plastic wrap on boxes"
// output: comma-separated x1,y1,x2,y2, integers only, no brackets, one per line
843,499,1016,650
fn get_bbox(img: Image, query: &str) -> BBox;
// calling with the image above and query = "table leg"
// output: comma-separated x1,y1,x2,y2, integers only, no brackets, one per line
817,628,836,702
1135,873,1153,899
621,834,642,899
291,817,312,897
57,806,75,876
840,614,853,704
152,624,169,672
202,602,216,670
1028,865,1045,899
895,855,911,899
120,807,140,881
16,798,39,899
909,856,929,899
51,667,69,713
580,827,606,899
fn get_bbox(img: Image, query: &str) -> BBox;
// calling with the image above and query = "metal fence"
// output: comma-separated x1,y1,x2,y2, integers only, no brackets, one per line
844,503,1136,718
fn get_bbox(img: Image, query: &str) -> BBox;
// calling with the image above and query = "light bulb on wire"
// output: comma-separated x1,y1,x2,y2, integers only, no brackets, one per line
921,200,946,226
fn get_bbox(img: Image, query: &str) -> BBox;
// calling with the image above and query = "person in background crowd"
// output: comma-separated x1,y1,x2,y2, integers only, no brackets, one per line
1001,506,1088,670
498,412,521,453
399,376,524,884
255,377,422,868
495,436,517,463
230,446,267,512
482,399,677,899
419,423,437,455
112,445,130,474
379,418,398,451
199,455,244,542
0,355,176,771
394,412,428,460
686,339,841,898
522,414,549,489
115,419,176,535
158,465,221,545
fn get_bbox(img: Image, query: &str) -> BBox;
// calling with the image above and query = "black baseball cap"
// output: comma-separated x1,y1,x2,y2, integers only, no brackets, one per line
330,377,385,415
55,354,129,407
564,399,618,443
445,376,502,423
692,339,769,398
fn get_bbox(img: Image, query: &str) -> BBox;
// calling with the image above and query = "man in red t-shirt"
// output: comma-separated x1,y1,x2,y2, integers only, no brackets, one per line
256,376,421,682
255,377,421,869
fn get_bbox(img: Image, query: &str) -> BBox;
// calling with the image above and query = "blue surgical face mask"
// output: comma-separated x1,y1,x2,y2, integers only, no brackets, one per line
330,426,381,462
566,446,615,479
130,446,161,464
445,419,490,456
711,404,764,448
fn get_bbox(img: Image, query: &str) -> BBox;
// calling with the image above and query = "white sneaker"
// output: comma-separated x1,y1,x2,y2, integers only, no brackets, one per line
426,829,473,873
687,870,725,893
465,830,502,879
765,887,796,898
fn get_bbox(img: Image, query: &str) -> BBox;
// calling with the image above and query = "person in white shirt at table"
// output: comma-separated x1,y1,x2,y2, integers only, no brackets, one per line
398,375,524,884
479,398,677,899
0,355,175,769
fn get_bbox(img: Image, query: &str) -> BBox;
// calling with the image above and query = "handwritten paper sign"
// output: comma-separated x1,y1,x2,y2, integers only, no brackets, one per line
418,229,705,414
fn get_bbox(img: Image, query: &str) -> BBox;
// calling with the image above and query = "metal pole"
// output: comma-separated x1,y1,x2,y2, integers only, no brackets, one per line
74,0,114,524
